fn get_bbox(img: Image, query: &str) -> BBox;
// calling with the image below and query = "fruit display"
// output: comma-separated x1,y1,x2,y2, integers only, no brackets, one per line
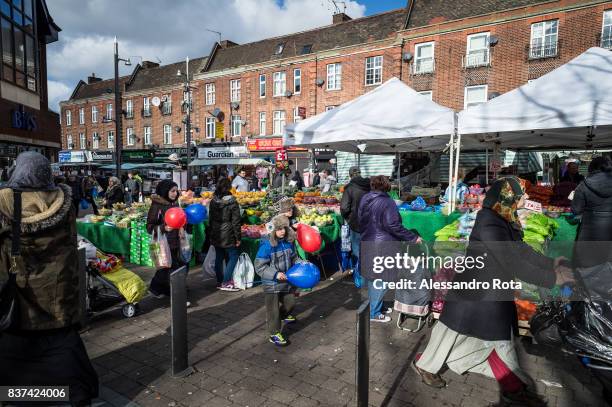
519,211,559,253
112,203,127,211
233,191,267,206
526,184,554,205
515,299,537,321
297,211,334,227
200,191,214,199
245,208,263,217
99,208,112,216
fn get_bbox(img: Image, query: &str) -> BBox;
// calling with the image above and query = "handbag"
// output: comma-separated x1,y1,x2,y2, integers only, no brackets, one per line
529,300,567,346
0,190,22,332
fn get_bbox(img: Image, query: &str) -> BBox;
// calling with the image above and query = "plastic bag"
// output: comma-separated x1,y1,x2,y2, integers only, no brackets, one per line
233,253,255,290
202,246,216,281
341,223,351,252
102,266,147,303
409,196,427,211
179,229,192,263
149,226,172,269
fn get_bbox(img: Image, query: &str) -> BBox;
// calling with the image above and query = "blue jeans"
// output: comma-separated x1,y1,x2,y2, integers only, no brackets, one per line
368,279,387,319
214,246,240,284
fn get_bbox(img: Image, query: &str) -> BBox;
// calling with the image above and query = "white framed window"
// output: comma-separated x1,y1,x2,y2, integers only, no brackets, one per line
294,69,301,94
143,97,151,116
464,85,488,109
327,63,342,90
125,100,133,118
163,124,172,145
273,72,286,97
92,132,99,149
419,90,433,100
205,83,215,105
230,79,241,102
91,106,98,123
414,42,435,74
67,134,73,149
325,105,337,111
162,95,172,115
79,108,85,125
106,103,113,121
530,20,558,59
603,10,612,49
79,132,86,149
293,107,302,123
65,110,71,126
273,110,286,135
107,131,115,149
143,126,152,145
465,33,490,67
126,127,134,146
231,115,241,137
206,117,216,139
259,74,266,98
365,56,383,86
259,112,266,136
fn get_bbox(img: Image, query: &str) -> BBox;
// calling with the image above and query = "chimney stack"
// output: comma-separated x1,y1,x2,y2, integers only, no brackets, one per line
333,12,352,24
87,73,102,84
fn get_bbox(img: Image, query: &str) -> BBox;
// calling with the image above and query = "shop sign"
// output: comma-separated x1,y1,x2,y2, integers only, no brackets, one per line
247,137,307,152
11,105,38,132
122,150,154,162
91,151,114,161
215,122,225,139
197,145,248,159
156,147,196,159
58,150,86,163
276,149,287,161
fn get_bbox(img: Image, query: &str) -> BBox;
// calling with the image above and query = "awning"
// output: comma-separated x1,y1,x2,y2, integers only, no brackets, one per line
98,163,179,170
189,158,273,167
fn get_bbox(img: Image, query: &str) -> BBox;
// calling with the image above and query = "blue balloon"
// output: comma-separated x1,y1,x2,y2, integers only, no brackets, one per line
286,261,320,289
185,203,207,224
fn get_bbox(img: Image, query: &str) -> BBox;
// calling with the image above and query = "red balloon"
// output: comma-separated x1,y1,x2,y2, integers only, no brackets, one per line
164,207,187,229
297,224,322,253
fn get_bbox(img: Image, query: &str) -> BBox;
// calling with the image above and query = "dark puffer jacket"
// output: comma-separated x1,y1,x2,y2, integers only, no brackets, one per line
208,194,241,248
340,176,370,232
572,171,612,267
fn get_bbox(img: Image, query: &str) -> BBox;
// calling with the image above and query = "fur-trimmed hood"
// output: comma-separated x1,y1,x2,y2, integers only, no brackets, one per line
269,215,296,247
0,183,73,234
150,194,174,206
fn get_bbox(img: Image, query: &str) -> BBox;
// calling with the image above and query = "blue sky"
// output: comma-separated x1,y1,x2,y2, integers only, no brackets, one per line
45,0,407,112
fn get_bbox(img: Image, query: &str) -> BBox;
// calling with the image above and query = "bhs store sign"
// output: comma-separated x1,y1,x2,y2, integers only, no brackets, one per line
11,105,38,131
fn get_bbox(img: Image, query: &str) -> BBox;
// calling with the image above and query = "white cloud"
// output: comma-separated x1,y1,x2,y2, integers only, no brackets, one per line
47,80,72,112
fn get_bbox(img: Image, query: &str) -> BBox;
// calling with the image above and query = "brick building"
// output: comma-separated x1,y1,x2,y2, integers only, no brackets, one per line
59,0,612,161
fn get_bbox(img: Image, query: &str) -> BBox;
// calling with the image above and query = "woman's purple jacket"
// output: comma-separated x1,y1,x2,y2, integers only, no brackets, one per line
358,191,419,242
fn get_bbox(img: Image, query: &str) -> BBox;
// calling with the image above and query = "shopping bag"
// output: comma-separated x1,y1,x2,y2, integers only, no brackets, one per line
149,226,172,269
233,253,255,290
179,228,192,263
341,223,351,252
202,246,216,281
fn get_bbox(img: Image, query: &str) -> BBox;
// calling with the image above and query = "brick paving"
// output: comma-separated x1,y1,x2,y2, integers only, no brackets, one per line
81,266,607,407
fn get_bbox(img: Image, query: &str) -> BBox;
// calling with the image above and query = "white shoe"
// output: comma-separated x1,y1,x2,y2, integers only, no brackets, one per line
371,314,391,323
383,307,393,315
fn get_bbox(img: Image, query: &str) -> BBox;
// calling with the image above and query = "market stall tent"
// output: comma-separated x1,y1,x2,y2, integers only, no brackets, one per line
458,47,612,150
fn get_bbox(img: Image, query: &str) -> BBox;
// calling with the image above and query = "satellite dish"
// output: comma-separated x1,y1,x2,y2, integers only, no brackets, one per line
152,96,161,107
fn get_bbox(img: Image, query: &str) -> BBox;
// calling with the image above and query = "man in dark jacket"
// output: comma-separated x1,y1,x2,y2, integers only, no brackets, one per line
340,166,370,274
66,171,82,216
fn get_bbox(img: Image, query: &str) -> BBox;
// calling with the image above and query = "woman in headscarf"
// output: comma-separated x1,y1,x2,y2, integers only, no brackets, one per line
412,177,571,406
0,152,98,405
103,176,124,209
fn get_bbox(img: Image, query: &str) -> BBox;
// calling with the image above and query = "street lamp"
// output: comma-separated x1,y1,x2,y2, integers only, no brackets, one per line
177,57,193,183
113,37,131,177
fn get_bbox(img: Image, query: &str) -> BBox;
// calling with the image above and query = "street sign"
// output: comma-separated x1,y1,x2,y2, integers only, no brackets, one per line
276,149,287,161
215,122,224,139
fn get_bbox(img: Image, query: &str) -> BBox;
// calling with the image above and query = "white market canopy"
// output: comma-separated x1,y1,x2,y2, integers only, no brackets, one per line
458,47,612,150
188,158,273,167
284,77,455,153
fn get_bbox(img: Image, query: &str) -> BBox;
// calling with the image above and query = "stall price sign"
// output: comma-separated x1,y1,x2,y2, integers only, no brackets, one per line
276,149,287,161
489,159,502,173
524,199,543,213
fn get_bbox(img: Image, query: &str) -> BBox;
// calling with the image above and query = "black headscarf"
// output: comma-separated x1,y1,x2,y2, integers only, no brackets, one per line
4,151,57,191
156,179,178,202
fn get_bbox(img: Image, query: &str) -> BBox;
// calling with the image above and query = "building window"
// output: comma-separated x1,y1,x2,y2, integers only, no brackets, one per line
92,132,99,149
1,0,38,92
143,97,151,117
273,110,286,135
107,131,115,149
419,90,433,100
206,117,216,139
275,43,285,55
91,106,98,123
143,126,152,145
464,85,488,109
125,99,133,118
530,20,558,59
259,112,266,136
65,110,72,126
465,33,490,67
205,83,215,105
79,133,86,149
126,127,134,146
106,103,113,121
365,56,383,86
273,72,286,97
325,106,337,111
327,63,341,90
163,124,172,145
162,95,172,115
294,69,301,94
182,90,193,112
67,135,73,149
79,108,85,125
414,42,435,74
293,107,302,123
230,79,241,102
231,115,241,137
259,74,266,98
603,10,612,49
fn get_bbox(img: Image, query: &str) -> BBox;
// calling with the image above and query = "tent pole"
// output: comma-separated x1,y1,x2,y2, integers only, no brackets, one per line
453,132,462,213
397,151,401,196
485,148,489,185
448,131,455,213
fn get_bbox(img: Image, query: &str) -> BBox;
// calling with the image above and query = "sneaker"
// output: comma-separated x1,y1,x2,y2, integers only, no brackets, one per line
501,388,547,407
269,332,288,346
148,288,164,299
283,315,297,324
383,307,393,314
370,314,391,323
219,282,240,292
411,360,446,388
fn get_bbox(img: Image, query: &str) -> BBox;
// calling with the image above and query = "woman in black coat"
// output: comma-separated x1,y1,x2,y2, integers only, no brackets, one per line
413,177,571,406
572,156,612,268
103,176,124,209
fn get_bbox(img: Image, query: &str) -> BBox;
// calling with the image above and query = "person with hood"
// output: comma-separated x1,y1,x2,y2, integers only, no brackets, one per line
340,166,370,273
146,179,190,297
0,152,98,405
209,177,242,291
572,156,612,268
255,215,298,346
413,177,571,406
103,176,124,209
358,175,421,323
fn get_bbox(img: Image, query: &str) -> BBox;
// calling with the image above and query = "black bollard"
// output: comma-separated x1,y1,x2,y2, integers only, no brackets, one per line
170,266,194,378
355,300,370,407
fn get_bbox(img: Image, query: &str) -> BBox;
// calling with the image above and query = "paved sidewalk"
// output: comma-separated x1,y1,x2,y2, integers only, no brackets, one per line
82,267,607,407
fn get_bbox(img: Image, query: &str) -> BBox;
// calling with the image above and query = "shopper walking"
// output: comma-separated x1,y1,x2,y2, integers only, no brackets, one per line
341,166,370,274
0,152,98,405
103,176,124,209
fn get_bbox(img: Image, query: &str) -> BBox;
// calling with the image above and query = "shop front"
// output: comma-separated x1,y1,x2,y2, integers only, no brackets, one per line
247,137,309,172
